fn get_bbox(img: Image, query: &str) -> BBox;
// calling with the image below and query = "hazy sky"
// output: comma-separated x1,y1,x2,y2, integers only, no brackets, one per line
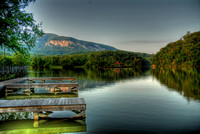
25,0,200,54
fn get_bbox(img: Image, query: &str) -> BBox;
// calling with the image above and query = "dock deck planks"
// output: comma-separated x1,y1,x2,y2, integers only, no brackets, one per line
5,93,78,100
0,98,86,113
27,77,76,80
5,82,78,88
0,78,26,85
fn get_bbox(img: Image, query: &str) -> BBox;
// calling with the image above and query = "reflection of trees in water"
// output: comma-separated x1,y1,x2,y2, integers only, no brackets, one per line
28,67,150,90
152,68,200,101
0,118,86,133
0,112,33,121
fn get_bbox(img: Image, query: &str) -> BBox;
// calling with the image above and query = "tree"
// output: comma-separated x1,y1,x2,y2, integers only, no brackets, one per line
13,52,29,66
0,0,43,54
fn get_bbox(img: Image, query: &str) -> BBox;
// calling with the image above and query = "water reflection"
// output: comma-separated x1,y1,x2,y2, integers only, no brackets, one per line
0,118,86,133
28,67,151,90
4,86,78,100
1,67,200,133
152,68,200,101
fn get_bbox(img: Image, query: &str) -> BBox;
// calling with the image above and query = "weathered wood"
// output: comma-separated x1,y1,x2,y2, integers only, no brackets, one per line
0,78,27,85
0,98,86,113
27,77,76,80
5,82,78,89
5,93,78,100
71,110,86,119
34,112,39,121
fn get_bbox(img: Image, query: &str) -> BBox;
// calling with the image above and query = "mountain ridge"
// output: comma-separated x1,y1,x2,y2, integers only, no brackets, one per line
32,33,117,55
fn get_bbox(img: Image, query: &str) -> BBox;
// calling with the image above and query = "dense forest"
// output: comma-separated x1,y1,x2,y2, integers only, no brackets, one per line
30,50,152,69
0,50,152,69
152,31,200,67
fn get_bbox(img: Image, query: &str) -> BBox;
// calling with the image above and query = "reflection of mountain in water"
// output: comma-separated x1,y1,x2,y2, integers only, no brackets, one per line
152,68,200,101
28,67,151,91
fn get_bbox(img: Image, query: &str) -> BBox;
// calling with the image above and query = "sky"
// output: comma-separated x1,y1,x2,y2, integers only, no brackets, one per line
25,0,200,54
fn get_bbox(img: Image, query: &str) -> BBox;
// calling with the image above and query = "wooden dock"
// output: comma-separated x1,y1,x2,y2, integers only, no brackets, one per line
0,77,86,122
0,98,86,113
27,77,76,80
5,93,78,100
1,77,79,97
0,77,76,86
5,82,78,88
0,98,86,120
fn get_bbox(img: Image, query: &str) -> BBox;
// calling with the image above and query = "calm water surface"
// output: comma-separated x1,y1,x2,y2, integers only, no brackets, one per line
0,68,200,133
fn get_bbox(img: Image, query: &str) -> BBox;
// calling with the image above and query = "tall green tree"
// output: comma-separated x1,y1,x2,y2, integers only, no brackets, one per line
13,52,29,66
0,0,43,54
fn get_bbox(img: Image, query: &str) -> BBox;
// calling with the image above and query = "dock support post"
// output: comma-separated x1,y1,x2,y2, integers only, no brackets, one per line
33,112,39,127
33,120,39,128
5,88,7,97
33,112,39,121
71,110,86,119
54,87,57,95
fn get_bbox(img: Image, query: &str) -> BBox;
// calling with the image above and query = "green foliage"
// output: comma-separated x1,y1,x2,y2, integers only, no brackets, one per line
152,31,200,67
84,50,150,68
0,52,29,66
30,50,151,69
0,55,13,66
13,52,29,66
31,56,50,69
0,0,43,54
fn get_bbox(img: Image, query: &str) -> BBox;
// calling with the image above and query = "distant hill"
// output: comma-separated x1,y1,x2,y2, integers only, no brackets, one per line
152,31,200,67
31,33,117,55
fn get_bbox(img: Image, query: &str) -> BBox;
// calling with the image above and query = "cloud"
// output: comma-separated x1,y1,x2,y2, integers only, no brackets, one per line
114,39,174,45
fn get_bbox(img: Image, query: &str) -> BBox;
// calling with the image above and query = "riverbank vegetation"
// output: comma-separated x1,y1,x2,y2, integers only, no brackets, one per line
0,52,29,66
152,31,200,67
0,50,152,69
30,50,152,69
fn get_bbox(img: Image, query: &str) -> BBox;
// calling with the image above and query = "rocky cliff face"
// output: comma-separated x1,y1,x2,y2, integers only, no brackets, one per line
31,33,117,55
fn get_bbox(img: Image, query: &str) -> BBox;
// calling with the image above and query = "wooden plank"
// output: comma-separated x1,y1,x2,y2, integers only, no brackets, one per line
0,98,86,113
5,93,78,100
0,105,86,113
27,77,76,80
5,82,78,89
0,98,85,107
0,78,27,85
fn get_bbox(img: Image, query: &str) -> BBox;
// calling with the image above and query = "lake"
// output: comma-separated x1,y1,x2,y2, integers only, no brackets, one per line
0,67,200,134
